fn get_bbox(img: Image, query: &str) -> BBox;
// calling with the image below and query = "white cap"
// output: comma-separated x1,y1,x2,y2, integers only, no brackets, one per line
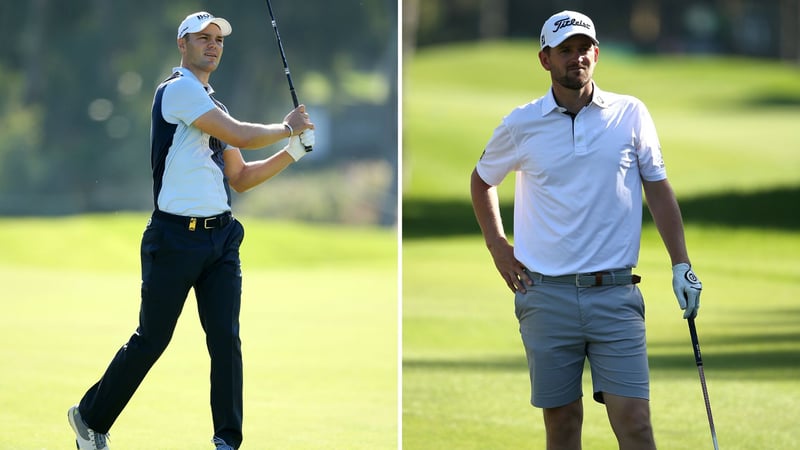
540,10,598,49
177,12,232,39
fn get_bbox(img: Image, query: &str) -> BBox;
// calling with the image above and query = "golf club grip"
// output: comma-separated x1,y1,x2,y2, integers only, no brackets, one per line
287,85,314,152
688,317,703,366
285,76,313,152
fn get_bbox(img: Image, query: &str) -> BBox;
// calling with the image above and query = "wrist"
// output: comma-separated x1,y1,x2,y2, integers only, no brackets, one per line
283,122,294,138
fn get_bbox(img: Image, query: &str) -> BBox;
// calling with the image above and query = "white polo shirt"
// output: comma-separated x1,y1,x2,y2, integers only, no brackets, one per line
476,84,667,276
151,67,233,216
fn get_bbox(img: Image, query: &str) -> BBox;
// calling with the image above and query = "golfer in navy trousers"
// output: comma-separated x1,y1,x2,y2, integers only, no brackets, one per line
68,12,314,450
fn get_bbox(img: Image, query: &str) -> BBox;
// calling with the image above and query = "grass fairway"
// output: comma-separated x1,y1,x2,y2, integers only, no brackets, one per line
403,41,800,449
0,214,398,449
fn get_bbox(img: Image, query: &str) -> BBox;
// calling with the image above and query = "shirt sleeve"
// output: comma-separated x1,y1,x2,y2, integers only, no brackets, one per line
161,78,218,126
475,119,520,186
634,101,668,182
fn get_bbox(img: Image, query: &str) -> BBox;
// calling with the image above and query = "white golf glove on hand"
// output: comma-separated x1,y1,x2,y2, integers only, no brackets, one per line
299,129,315,149
285,135,308,162
672,263,702,319
285,130,315,162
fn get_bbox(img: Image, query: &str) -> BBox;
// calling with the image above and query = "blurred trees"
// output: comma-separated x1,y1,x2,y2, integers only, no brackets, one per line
0,0,397,223
407,0,800,62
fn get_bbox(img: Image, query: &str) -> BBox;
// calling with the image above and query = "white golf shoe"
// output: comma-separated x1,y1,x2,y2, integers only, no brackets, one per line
68,405,110,450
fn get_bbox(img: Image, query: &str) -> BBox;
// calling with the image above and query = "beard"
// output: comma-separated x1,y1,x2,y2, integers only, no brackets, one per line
554,67,592,90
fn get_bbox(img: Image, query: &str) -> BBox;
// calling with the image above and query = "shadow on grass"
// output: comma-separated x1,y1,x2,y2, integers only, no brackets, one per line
403,185,800,238
745,92,800,108
648,350,800,380
404,348,799,381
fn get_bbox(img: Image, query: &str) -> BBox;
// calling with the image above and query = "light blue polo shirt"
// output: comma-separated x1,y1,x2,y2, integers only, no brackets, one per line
150,67,233,216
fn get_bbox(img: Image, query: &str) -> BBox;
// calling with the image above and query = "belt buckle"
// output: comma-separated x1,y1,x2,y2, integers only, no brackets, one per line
575,274,594,288
203,217,215,229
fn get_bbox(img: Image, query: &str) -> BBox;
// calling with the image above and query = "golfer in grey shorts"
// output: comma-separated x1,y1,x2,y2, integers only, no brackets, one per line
471,10,703,450
516,273,648,407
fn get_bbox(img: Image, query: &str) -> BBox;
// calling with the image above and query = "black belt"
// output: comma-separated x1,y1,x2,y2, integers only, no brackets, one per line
152,210,233,231
525,269,641,287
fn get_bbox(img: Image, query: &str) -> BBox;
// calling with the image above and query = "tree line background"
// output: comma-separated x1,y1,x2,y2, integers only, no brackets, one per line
404,0,800,60
0,0,398,225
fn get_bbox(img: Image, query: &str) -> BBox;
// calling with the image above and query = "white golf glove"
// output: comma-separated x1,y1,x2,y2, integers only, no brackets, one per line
672,263,702,319
300,129,315,149
285,130,315,162
285,135,308,162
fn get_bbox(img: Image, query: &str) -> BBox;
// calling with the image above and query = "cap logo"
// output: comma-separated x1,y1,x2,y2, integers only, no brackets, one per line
552,17,592,33
195,13,212,20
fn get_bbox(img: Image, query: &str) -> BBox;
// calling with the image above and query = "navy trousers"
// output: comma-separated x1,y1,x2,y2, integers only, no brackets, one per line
79,211,246,448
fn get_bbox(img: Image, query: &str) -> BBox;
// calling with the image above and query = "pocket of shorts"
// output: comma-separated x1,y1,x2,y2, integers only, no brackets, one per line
627,285,645,319
514,291,524,321
514,288,540,322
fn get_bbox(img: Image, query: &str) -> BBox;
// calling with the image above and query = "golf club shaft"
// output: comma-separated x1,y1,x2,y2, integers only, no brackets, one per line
688,318,720,450
265,0,312,151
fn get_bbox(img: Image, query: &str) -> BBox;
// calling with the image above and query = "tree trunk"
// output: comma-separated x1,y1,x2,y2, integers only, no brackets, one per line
21,0,46,105
479,0,508,40
779,0,800,62
403,0,418,60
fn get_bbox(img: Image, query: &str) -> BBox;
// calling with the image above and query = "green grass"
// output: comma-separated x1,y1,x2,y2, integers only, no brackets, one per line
0,213,398,449
403,41,800,449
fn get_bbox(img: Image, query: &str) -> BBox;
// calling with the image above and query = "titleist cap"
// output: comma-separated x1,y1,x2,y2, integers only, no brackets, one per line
540,10,598,49
177,11,232,39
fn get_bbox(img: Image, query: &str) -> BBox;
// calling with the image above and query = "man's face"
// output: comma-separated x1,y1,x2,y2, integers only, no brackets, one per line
539,35,598,90
179,24,225,73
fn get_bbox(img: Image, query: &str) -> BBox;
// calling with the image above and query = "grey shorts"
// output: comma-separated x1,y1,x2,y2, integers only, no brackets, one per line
514,280,649,408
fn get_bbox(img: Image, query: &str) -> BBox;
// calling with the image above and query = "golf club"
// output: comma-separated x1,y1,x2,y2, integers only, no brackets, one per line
264,0,312,151
688,317,720,450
